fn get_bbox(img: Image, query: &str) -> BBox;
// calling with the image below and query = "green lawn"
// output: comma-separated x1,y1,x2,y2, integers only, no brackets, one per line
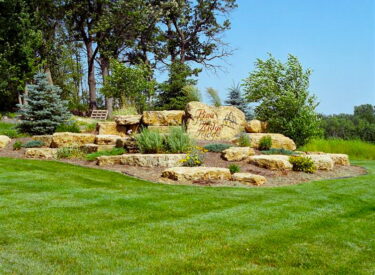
0,158,374,274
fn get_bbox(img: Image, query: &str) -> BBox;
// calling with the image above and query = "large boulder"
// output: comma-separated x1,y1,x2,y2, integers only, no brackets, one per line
97,154,186,167
161,167,232,182
328,153,350,166
308,155,334,170
114,115,142,125
222,147,255,161
95,135,122,145
97,122,127,137
142,110,185,126
232,173,266,186
234,133,296,150
51,132,96,148
32,135,53,147
245,120,268,133
249,155,293,170
25,148,57,159
0,135,11,149
185,102,246,141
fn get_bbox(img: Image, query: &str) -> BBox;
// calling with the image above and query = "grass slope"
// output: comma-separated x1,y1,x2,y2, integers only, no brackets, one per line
0,158,374,274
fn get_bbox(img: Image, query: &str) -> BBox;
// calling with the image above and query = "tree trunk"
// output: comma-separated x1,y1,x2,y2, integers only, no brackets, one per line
99,56,113,117
86,41,97,110
45,67,53,85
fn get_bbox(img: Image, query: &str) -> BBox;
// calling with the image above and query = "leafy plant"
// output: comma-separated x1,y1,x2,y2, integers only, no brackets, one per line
86,148,126,161
180,147,206,167
228,164,240,174
165,127,192,153
262,148,297,156
13,141,23,150
57,148,86,160
289,156,316,173
22,140,44,148
204,143,232,153
135,128,165,154
56,121,81,133
259,136,272,150
238,133,251,147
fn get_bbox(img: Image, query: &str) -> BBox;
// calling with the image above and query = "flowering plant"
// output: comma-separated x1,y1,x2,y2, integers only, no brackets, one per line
180,146,207,167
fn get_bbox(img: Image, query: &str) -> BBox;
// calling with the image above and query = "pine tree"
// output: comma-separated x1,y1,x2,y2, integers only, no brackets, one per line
17,73,70,135
225,83,253,120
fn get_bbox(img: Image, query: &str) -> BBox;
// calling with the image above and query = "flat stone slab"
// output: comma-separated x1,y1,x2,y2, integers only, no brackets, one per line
114,115,142,125
307,152,350,166
25,148,58,159
95,135,122,145
232,173,266,186
83,144,116,153
249,155,293,170
97,154,186,167
222,147,255,161
97,122,127,137
142,111,185,126
51,132,96,148
161,167,232,182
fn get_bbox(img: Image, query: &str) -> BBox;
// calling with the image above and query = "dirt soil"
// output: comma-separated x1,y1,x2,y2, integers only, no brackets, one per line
0,137,367,188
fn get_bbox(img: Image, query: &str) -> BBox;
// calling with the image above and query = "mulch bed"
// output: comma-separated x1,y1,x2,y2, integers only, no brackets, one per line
0,137,367,188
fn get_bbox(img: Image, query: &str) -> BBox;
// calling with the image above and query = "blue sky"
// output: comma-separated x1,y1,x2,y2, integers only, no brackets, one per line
197,0,375,114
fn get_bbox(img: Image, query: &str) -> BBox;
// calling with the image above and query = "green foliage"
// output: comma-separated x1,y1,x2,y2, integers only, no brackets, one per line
13,141,23,151
135,128,165,154
165,127,192,153
206,87,222,107
22,140,44,148
225,83,253,119
204,143,232,153
262,148,297,156
243,54,321,146
0,122,27,138
17,73,70,135
180,147,205,167
55,121,81,133
182,85,202,103
238,133,251,147
57,147,86,160
86,148,126,161
112,106,138,116
299,138,375,160
259,135,272,150
228,164,240,174
289,156,316,173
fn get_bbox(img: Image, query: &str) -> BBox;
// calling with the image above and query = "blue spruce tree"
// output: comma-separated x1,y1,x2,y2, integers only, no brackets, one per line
18,73,70,134
225,84,253,120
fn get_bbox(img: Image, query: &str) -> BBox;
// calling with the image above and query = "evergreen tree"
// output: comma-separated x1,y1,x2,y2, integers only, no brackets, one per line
17,73,70,135
225,83,253,119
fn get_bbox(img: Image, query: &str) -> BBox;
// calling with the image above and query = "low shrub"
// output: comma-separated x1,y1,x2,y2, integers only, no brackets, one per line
86,148,126,161
204,143,232,153
56,122,81,133
259,135,272,150
22,140,44,148
228,164,240,174
238,133,251,147
262,148,297,156
57,147,86,159
165,127,192,153
13,141,23,150
135,128,165,153
289,156,316,173
180,147,205,167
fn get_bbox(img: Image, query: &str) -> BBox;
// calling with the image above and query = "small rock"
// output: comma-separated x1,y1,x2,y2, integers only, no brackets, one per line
222,147,255,161
249,155,293,170
232,173,266,186
0,135,11,149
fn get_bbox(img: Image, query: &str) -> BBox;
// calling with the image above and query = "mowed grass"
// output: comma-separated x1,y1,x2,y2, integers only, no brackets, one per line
299,138,375,160
0,158,374,273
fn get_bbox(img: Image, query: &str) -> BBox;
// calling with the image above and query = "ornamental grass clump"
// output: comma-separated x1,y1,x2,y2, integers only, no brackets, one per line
228,164,240,174
259,135,272,150
238,133,251,147
165,127,192,153
204,143,232,153
180,146,206,167
13,141,23,150
289,156,316,173
135,128,165,153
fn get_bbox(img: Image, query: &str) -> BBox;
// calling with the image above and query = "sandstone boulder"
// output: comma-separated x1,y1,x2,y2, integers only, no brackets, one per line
308,155,334,170
51,132,96,148
32,135,53,147
120,154,186,167
97,122,127,137
185,102,246,141
97,155,123,166
25,148,57,159
245,120,268,133
95,134,122,145
222,147,255,161
249,155,293,170
161,167,232,182
82,144,116,153
114,115,142,125
232,173,266,186
234,133,296,150
328,153,350,166
0,135,11,149
142,110,185,126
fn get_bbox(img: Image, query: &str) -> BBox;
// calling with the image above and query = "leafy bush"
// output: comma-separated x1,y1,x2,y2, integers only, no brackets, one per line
22,140,44,148
56,121,81,133
0,122,27,138
228,164,240,174
259,136,272,150
57,148,86,159
13,141,23,150
135,128,165,153
204,143,232,153
180,147,205,167
289,156,316,173
262,148,297,155
238,133,251,147
165,127,192,153
86,148,126,161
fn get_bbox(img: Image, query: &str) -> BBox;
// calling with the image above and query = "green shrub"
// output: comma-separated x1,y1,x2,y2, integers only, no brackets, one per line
22,140,44,148
165,127,192,153
228,164,240,174
238,133,251,147
13,141,23,150
83,123,97,133
86,148,126,161
262,148,297,155
57,148,87,159
289,156,316,173
56,122,81,133
204,143,232,153
0,122,27,138
6,112,17,119
180,147,205,167
259,135,272,150
135,128,165,153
